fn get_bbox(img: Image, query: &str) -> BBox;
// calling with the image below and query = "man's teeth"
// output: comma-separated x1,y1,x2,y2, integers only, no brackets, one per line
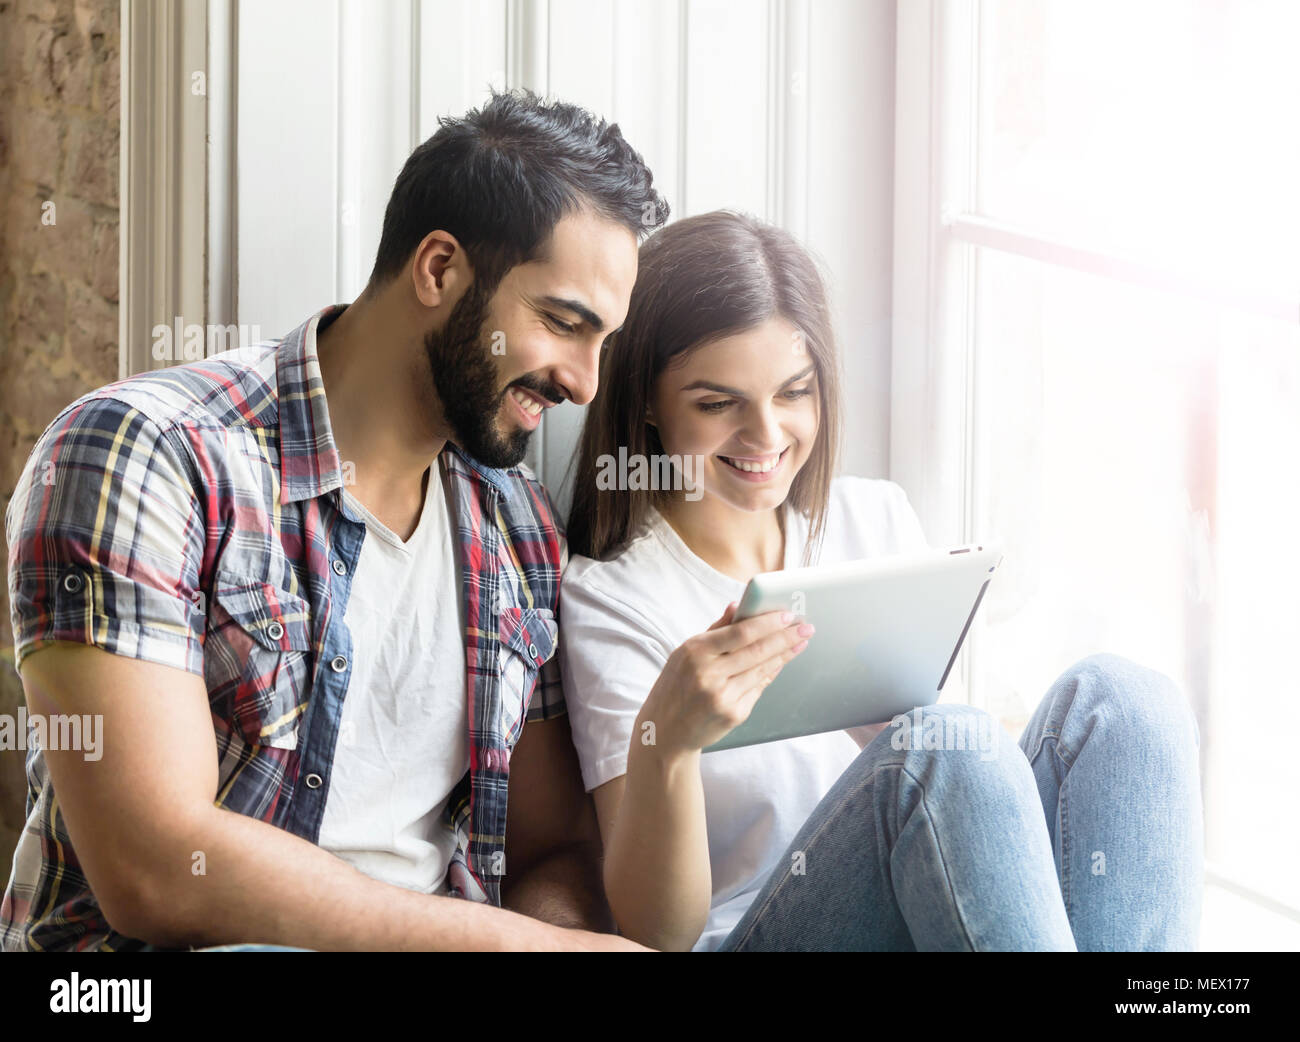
719,451,784,473
510,388,545,416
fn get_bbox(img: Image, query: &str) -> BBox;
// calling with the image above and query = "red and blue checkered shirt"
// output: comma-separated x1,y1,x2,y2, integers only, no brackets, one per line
2,305,567,951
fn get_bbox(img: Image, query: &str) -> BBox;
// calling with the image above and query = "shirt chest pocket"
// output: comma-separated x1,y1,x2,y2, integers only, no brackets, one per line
496,606,558,745
205,574,315,750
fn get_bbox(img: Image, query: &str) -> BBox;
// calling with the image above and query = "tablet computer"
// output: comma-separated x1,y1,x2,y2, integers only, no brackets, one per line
702,544,1004,753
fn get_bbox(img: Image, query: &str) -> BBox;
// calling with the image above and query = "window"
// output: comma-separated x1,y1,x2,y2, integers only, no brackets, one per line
894,0,1300,950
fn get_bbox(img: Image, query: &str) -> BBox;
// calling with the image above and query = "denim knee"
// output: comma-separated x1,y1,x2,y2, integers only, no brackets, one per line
879,703,1027,781
1057,652,1200,749
853,703,1051,846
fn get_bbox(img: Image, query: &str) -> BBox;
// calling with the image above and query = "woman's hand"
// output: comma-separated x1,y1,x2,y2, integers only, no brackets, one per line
636,602,814,757
606,605,812,951
845,721,891,749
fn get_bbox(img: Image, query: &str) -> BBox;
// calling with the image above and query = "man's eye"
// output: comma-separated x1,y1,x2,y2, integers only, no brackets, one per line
697,400,732,413
546,314,576,334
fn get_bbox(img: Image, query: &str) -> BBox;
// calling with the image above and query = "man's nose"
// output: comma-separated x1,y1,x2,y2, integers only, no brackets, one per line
555,339,603,406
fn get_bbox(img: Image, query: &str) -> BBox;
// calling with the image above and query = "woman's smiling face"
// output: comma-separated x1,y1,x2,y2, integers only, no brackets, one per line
649,315,820,514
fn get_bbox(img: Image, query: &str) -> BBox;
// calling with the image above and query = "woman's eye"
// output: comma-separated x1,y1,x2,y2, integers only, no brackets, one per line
697,389,810,413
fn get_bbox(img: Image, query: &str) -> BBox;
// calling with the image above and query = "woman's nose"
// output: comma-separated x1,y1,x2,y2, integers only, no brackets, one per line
738,402,785,449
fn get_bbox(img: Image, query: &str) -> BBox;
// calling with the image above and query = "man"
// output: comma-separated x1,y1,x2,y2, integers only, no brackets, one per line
1,89,668,951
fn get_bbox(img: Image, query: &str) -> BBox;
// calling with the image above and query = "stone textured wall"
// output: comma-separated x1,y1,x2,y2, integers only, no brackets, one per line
0,0,120,873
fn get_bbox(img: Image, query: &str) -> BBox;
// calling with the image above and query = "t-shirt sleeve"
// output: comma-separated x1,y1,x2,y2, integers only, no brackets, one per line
5,395,207,676
885,480,932,553
557,568,674,793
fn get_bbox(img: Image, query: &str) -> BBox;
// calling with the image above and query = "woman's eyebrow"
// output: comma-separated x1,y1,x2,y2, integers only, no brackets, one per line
537,295,616,333
681,364,816,396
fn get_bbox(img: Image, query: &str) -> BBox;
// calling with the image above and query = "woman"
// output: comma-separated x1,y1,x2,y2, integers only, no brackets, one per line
558,210,1203,952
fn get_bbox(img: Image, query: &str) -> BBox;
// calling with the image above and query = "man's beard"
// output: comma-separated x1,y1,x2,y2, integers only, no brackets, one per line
424,279,535,470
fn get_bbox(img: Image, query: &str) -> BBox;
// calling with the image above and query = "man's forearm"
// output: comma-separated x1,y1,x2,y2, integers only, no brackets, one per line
129,806,574,952
500,841,614,931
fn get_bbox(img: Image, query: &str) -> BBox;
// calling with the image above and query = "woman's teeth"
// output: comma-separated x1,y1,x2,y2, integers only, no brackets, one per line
718,448,786,473
510,388,545,416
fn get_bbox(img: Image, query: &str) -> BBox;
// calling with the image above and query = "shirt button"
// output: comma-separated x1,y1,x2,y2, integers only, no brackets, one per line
266,621,285,641
332,559,347,576
304,773,323,789
528,642,539,659
62,573,83,593
330,655,348,672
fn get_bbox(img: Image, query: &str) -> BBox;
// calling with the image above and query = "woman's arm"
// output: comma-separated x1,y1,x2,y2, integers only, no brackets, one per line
845,721,890,749
589,603,814,951
591,749,711,952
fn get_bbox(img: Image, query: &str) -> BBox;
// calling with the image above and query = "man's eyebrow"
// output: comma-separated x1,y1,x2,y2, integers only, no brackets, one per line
681,364,816,397
537,295,617,334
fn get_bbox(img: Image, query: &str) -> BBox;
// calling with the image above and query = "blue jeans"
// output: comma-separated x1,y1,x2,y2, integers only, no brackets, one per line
715,653,1204,951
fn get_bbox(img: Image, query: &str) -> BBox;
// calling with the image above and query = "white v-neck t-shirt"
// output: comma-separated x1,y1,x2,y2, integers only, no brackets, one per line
317,463,469,895
559,476,949,951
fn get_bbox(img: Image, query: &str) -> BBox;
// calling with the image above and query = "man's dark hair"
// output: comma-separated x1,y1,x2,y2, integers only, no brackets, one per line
370,88,669,292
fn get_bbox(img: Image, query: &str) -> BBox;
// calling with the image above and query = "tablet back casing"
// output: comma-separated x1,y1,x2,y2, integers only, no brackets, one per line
703,545,1003,753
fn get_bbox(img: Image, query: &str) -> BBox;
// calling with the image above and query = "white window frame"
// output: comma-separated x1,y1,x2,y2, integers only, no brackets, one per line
891,0,1300,936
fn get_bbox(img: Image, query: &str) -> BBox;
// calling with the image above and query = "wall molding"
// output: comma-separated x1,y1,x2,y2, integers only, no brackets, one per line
120,0,212,377
766,0,810,238
507,0,548,94
206,0,237,332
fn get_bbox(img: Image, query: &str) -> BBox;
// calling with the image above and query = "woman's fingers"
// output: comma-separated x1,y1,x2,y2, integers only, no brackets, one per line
715,616,814,678
696,607,798,655
651,607,811,752
728,636,809,715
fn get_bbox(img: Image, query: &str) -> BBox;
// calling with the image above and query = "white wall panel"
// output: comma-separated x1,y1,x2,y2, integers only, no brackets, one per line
417,0,509,132
682,0,769,219
234,0,897,511
237,0,340,337
808,0,896,479
348,0,414,299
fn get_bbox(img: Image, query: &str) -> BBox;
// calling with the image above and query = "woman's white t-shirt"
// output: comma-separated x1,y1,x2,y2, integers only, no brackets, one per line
559,475,945,951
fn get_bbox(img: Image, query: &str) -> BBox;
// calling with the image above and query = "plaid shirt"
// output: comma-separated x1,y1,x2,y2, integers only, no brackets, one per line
2,305,567,951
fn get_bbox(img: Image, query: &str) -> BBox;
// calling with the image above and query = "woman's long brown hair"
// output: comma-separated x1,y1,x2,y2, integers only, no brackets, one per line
565,209,843,566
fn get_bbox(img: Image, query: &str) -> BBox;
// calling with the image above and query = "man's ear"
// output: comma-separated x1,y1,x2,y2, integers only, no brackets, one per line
411,230,463,308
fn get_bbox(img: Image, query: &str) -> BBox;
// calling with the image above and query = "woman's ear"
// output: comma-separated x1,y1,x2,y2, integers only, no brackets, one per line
644,405,656,428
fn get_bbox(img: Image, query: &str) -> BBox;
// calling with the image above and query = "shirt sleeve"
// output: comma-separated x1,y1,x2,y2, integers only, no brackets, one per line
522,475,569,717
526,654,566,723
524,476,568,723
886,480,932,552
5,395,207,677
557,569,674,793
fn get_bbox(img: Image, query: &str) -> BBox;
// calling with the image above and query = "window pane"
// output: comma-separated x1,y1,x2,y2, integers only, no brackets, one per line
978,0,1300,302
971,245,1300,910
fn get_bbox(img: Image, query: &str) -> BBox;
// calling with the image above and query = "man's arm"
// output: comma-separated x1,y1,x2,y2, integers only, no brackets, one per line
500,710,615,931
19,642,639,951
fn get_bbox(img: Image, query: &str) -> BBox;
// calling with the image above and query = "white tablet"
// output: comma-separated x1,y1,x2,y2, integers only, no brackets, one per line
703,544,1004,753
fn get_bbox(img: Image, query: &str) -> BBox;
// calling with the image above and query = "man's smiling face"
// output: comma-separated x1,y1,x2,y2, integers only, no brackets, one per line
425,207,638,469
